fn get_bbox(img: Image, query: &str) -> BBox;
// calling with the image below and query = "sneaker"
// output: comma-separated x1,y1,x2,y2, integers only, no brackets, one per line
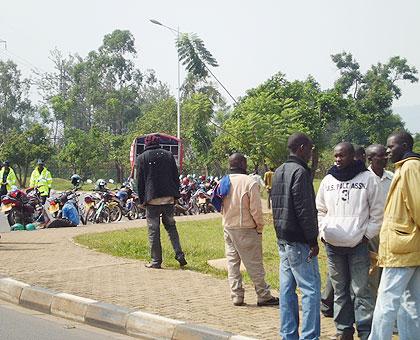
232,297,245,306
257,296,279,306
145,263,161,269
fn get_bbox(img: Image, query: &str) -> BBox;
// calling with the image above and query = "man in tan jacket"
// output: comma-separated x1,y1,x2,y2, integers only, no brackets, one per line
369,131,420,340
221,153,279,307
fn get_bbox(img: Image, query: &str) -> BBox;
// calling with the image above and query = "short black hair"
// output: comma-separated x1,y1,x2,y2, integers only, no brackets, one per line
229,152,246,170
335,142,355,155
366,144,386,158
388,131,414,150
354,145,366,157
287,133,312,153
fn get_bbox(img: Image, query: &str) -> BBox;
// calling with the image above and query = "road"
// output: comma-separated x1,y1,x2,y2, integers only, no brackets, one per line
0,212,8,233
0,300,135,340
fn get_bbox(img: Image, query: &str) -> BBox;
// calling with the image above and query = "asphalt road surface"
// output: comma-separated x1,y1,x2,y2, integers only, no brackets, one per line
0,301,135,340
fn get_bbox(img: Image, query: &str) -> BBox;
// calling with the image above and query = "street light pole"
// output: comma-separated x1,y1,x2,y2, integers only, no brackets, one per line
150,19,181,140
176,26,181,140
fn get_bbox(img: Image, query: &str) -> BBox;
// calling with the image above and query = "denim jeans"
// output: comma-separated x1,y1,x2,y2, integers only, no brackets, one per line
146,204,185,266
369,266,420,340
325,242,374,340
321,274,334,316
278,240,321,340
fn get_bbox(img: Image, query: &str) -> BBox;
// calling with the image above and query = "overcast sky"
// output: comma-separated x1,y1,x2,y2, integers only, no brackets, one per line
1,1,419,117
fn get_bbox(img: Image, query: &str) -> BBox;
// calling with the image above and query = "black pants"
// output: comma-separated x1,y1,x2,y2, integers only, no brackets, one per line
47,219,77,228
146,204,185,266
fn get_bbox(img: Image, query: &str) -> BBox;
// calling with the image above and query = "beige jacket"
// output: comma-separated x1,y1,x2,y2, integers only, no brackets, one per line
222,174,264,232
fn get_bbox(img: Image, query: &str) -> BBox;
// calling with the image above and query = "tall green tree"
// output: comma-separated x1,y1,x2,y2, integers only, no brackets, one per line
0,60,34,134
0,124,53,186
331,52,418,145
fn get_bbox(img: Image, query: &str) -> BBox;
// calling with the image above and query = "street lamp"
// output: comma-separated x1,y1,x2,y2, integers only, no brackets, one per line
150,19,181,140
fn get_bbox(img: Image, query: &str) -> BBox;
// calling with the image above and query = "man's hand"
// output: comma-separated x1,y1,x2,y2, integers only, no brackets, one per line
308,244,319,260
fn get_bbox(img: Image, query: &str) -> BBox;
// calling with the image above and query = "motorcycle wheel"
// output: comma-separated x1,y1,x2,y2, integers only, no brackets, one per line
85,207,96,224
108,204,122,222
97,206,111,223
127,204,138,220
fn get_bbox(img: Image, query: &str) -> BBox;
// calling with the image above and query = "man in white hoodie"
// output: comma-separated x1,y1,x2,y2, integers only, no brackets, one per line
316,142,382,340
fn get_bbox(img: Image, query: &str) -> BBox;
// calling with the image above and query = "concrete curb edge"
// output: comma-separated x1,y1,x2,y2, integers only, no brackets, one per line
0,277,256,339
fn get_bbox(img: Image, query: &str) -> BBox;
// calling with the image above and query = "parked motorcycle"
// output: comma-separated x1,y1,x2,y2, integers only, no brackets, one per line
115,183,140,220
1,187,46,226
84,192,111,224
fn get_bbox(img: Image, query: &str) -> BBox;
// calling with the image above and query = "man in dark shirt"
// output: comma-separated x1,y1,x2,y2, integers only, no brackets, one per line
271,132,320,340
137,134,187,269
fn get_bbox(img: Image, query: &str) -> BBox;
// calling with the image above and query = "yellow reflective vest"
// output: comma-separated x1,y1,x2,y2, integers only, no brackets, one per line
29,167,52,196
0,167,17,191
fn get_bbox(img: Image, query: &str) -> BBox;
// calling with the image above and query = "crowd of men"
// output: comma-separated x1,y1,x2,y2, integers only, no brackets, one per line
136,131,419,340
271,131,419,340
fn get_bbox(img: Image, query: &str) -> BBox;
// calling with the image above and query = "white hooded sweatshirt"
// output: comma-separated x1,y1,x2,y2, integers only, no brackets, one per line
316,170,383,247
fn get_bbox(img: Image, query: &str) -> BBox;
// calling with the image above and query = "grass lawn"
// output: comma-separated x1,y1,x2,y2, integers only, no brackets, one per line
75,213,329,290
51,178,116,192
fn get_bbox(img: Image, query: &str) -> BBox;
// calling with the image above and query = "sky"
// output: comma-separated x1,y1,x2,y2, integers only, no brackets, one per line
1,0,419,131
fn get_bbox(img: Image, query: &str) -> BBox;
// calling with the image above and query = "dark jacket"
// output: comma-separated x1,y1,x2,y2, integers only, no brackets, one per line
271,156,318,246
137,144,181,205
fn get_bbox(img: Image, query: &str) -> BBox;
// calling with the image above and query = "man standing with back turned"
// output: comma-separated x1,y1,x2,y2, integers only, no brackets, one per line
271,132,321,340
137,134,187,269
369,131,420,340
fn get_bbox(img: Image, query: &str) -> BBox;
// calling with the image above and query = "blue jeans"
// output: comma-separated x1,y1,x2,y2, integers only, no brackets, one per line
325,242,374,340
369,266,420,340
278,240,321,340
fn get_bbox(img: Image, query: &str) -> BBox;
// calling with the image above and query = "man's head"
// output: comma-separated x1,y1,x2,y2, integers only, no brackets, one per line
229,153,247,173
334,142,355,169
287,132,314,163
366,144,387,170
354,146,366,164
37,159,45,170
144,134,160,147
386,131,414,163
3,160,10,169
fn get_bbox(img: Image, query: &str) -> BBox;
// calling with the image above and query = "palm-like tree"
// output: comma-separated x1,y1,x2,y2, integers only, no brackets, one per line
176,33,236,104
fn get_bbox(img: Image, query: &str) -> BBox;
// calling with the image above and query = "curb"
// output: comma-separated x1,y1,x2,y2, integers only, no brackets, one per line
0,276,257,340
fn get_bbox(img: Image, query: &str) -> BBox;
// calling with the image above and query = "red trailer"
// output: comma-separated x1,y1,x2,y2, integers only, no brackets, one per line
130,133,183,179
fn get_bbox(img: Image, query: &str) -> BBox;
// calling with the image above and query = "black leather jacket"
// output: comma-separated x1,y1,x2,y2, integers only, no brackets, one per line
137,144,180,205
271,156,318,246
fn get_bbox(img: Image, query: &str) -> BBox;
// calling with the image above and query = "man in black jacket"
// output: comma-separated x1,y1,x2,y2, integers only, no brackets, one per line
271,132,320,340
137,134,187,269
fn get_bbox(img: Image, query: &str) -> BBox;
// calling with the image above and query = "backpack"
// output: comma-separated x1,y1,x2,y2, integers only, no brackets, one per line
211,175,231,212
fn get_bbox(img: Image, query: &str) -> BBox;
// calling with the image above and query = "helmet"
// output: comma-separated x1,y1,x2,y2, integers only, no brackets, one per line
70,174,82,187
25,223,36,231
96,179,106,187
182,177,189,185
11,223,25,231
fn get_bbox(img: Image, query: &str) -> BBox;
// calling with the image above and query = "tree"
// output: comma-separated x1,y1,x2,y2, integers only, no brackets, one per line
414,133,420,153
58,128,107,178
0,124,53,186
0,60,34,134
331,52,418,145
177,33,218,79
181,93,217,174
